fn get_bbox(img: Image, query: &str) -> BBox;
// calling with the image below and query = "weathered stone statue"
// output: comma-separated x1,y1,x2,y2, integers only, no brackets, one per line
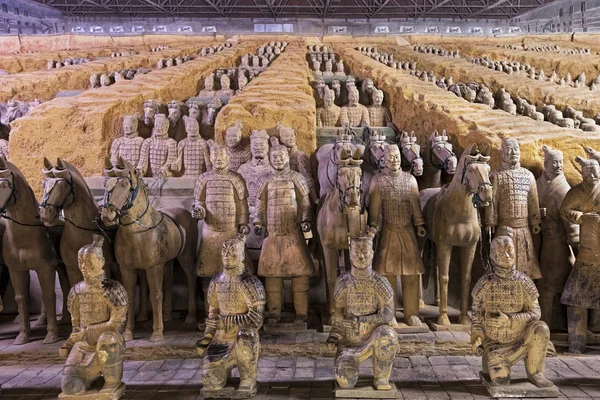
110,115,144,167
316,87,341,127
335,59,346,77
254,138,314,323
199,73,216,97
237,72,248,94
201,97,223,140
367,89,393,127
472,231,555,394
216,74,235,99
536,146,578,328
323,59,334,78
312,59,322,77
277,124,318,204
188,102,201,122
196,237,266,398
340,87,370,127
225,122,252,172
560,156,600,354
194,141,249,281
58,235,128,399
238,130,274,250
331,79,341,102
360,79,376,106
172,116,211,177
368,144,426,327
485,138,542,279
167,100,187,142
137,114,178,177
326,235,398,394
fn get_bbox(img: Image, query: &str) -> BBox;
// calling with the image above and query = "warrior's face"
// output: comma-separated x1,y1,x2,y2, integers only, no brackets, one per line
348,89,359,107
220,75,231,90
324,93,334,108
250,137,269,159
582,163,600,185
544,153,564,180
78,252,104,282
279,129,296,148
384,146,401,172
185,119,199,138
153,115,169,138
211,147,229,171
270,148,289,171
350,240,373,270
502,139,520,166
373,91,384,107
490,236,515,271
123,116,138,137
226,128,242,148
222,240,244,270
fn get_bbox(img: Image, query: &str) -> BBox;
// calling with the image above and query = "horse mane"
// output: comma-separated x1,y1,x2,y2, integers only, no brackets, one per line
452,143,479,184
3,159,37,206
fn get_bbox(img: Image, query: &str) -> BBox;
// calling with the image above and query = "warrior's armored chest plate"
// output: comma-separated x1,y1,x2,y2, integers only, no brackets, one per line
483,278,527,343
266,177,298,235
214,277,249,315
205,178,238,231
182,139,208,176
379,173,412,228
117,137,144,166
345,278,380,317
345,105,367,126
496,168,531,220
227,148,251,172
149,138,173,171
78,288,111,327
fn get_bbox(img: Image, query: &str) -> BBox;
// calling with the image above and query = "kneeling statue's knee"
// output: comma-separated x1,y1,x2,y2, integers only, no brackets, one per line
61,375,86,395
532,321,550,339
335,356,359,389
202,365,227,391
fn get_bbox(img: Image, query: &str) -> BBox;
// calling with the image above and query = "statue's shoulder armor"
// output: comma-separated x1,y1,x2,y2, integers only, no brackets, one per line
289,170,309,194
195,170,214,190
516,272,539,301
133,136,144,145
372,271,394,302
240,273,267,303
102,279,129,308
472,274,494,301
255,172,274,196
334,272,352,300
227,170,248,199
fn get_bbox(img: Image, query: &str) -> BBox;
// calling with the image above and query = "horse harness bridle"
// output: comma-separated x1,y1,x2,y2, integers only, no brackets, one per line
430,141,456,172
460,159,492,208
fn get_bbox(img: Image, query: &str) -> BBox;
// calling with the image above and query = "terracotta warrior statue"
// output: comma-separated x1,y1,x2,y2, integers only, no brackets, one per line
137,114,178,177
110,115,144,167
225,122,252,172
216,74,235,99
485,138,542,279
471,231,554,389
237,72,248,94
199,73,216,97
277,124,318,204
536,146,578,327
327,235,398,391
238,130,274,249
340,87,370,128
172,116,211,177
59,235,128,398
368,89,393,127
560,156,600,354
316,87,341,127
196,237,266,398
312,59,322,77
335,59,345,77
323,59,334,78
368,144,426,327
254,138,314,323
193,141,249,281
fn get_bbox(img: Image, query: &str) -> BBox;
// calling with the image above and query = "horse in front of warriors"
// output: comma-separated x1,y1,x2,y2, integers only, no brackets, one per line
398,131,424,177
99,157,198,342
418,130,458,191
420,143,493,326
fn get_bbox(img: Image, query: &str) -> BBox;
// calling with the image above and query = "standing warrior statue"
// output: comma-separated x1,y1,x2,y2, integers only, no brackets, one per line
471,231,554,390
225,122,252,172
59,235,128,398
196,238,266,398
172,116,211,177
110,115,144,167
485,138,542,279
536,145,578,327
340,87,370,128
560,156,600,354
326,235,398,391
137,114,177,177
193,141,249,282
277,123,319,204
254,138,314,323
316,87,341,127
367,89,393,127
368,144,426,327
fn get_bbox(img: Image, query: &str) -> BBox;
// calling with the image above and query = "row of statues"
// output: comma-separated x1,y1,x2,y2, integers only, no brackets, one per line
47,57,89,69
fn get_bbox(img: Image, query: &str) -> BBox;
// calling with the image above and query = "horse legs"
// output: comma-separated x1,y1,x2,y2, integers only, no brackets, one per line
36,267,59,344
136,270,149,322
163,260,173,323
56,263,71,325
179,261,198,325
146,264,165,342
323,246,340,324
10,269,31,345
121,268,137,341
459,244,477,325
437,243,452,325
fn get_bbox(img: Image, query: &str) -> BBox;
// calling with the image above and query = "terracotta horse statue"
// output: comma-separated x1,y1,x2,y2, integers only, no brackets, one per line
141,99,166,139
99,157,198,342
360,126,387,205
0,157,61,344
398,131,424,177
317,147,367,321
420,143,493,326
418,130,458,191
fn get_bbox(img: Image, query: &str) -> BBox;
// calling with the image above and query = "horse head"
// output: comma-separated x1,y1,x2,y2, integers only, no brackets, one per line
39,157,76,225
143,100,160,126
0,156,16,213
337,148,363,211
430,130,457,175
364,127,387,170
459,144,492,207
399,131,423,176
99,157,142,226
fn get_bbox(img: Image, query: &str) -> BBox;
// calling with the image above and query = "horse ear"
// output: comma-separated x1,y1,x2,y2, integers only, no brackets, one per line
0,156,7,170
471,144,479,156
481,144,491,157
585,147,594,155
103,157,114,176
43,157,53,170
118,156,135,173
352,147,362,160
432,130,438,137
56,157,66,170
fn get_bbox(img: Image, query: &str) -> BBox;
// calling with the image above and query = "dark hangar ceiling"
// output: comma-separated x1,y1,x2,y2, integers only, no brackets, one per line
30,0,557,20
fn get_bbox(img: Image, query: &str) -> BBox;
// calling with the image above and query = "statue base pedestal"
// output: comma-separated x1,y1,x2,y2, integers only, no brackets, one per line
479,372,560,398
394,322,430,334
59,382,125,400
263,313,313,332
427,321,470,332
335,380,398,398
201,386,257,399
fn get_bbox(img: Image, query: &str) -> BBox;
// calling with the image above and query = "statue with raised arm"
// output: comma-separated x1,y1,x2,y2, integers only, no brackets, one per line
110,115,144,167
137,114,177,177
368,144,426,327
196,237,266,398
225,122,251,172
485,138,542,279
560,155,600,354
316,87,341,127
326,235,398,392
172,116,211,177
59,235,128,399
340,87,370,128
367,89,393,127
254,138,314,323
471,231,554,392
